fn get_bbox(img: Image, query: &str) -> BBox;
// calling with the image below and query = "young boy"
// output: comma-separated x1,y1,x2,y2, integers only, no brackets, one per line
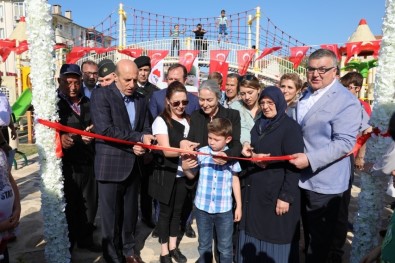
216,10,229,43
182,118,241,263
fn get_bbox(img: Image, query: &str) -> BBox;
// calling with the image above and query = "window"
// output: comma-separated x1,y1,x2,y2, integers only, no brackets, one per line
0,28,4,39
13,2,26,20
0,5,4,19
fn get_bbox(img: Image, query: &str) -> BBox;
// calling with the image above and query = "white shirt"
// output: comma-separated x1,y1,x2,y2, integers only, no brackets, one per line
0,91,11,126
152,116,190,177
297,79,336,124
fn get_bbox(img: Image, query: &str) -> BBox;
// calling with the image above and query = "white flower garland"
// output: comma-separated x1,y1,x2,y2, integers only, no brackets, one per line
26,0,70,262
351,0,395,262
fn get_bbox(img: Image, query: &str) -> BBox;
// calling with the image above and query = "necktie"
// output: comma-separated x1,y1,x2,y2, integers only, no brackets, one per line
124,96,133,103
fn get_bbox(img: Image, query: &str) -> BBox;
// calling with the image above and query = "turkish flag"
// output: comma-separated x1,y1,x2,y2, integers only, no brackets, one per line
117,48,143,58
209,60,229,91
237,49,256,75
179,50,199,73
210,50,230,62
66,47,91,63
148,50,169,68
0,39,16,48
289,46,309,69
345,42,363,63
320,44,341,61
371,40,381,58
0,47,12,62
255,47,281,61
94,47,116,54
14,40,29,55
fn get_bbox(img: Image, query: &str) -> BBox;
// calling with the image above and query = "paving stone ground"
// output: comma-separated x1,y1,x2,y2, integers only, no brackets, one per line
7,154,394,263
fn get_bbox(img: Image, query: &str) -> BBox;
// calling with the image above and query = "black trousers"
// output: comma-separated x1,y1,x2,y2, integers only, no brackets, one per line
63,162,97,249
98,168,140,263
139,163,154,223
301,189,343,263
328,156,354,261
171,39,180,56
158,177,188,243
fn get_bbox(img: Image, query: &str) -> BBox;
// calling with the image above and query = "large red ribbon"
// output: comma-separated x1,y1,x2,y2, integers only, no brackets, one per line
37,119,293,161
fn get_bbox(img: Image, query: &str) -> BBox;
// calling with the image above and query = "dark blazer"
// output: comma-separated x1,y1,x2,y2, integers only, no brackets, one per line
57,95,94,165
138,81,159,100
240,115,304,243
149,88,200,119
90,83,152,182
187,104,242,157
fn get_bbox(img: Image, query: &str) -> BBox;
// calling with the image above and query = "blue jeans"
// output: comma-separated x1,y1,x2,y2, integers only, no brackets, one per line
195,208,233,263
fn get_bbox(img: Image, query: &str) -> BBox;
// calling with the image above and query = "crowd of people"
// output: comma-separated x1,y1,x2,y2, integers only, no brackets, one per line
1,47,395,263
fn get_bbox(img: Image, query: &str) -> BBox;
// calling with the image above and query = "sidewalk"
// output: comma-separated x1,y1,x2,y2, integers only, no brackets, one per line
8,155,199,263
8,154,394,263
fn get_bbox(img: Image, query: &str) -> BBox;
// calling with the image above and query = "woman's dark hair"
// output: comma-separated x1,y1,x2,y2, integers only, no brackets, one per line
161,81,189,128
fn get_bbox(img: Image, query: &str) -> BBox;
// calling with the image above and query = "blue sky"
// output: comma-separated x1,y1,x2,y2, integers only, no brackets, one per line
48,0,385,47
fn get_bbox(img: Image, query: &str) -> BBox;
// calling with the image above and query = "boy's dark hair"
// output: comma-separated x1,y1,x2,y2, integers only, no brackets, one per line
340,72,363,87
207,118,232,137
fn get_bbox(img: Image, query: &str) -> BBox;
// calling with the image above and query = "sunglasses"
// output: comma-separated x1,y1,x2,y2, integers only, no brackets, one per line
170,100,189,107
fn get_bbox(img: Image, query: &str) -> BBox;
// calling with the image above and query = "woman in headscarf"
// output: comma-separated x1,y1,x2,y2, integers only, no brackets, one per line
237,86,304,263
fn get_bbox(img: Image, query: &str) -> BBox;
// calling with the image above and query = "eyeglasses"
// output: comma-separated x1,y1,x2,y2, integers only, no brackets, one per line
170,100,189,107
83,71,98,77
259,101,275,107
306,66,335,74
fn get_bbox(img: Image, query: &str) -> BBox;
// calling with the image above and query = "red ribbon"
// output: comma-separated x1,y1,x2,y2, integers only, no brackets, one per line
37,119,293,161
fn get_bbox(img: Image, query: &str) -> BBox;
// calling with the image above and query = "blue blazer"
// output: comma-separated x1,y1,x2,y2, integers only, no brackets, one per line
149,88,200,119
91,83,152,182
297,80,361,194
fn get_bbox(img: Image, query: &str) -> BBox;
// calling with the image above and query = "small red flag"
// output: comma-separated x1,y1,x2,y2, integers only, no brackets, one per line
148,50,169,68
209,60,229,91
320,44,341,61
210,50,230,63
66,47,91,63
345,42,363,63
289,46,309,69
118,48,143,58
179,50,199,73
237,49,256,76
255,47,281,61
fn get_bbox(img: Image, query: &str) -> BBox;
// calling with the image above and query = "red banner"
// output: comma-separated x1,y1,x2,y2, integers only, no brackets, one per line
94,47,116,54
255,47,281,61
0,47,12,62
237,49,256,75
117,48,143,58
14,40,29,55
320,44,341,61
66,47,91,63
148,50,169,68
370,40,381,58
179,50,199,73
345,42,363,63
210,50,230,63
289,46,309,69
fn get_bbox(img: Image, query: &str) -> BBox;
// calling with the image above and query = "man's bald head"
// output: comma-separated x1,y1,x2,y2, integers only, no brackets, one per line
114,59,138,96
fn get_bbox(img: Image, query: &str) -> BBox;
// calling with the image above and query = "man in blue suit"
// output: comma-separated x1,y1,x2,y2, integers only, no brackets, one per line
289,49,362,263
149,63,200,119
91,59,155,263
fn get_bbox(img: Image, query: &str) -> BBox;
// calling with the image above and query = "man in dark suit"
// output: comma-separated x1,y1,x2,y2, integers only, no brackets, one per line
57,64,99,252
149,63,200,119
134,56,159,99
91,59,155,263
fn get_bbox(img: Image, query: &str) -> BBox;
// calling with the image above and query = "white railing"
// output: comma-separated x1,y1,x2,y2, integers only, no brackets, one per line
81,38,306,85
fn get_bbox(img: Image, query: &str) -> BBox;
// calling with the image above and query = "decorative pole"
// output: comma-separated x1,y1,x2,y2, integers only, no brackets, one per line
254,7,260,71
26,0,70,262
351,0,394,262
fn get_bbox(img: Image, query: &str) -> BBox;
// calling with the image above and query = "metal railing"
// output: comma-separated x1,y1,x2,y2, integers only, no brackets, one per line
82,38,306,85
